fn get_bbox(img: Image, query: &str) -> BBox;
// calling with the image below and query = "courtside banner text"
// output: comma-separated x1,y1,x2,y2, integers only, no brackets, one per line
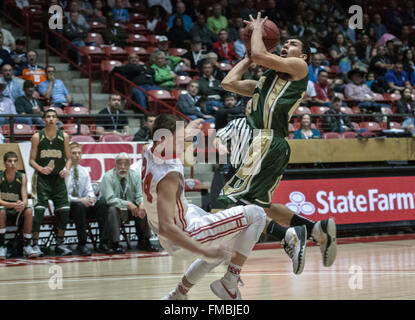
79,142,145,182
272,177,415,224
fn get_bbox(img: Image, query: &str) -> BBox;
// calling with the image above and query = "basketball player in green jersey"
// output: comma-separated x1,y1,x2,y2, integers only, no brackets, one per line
30,108,72,256
219,13,337,274
0,152,37,259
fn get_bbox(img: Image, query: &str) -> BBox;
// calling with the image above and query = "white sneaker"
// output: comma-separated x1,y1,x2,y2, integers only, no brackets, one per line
210,277,243,300
32,245,44,257
0,246,7,260
161,289,188,300
282,225,307,275
312,218,337,267
23,245,38,258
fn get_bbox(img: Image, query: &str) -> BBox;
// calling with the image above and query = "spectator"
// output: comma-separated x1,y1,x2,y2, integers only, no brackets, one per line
263,0,281,26
133,113,156,141
38,65,76,108
0,151,37,259
78,0,94,18
146,5,167,34
177,80,213,121
329,33,347,65
200,51,226,82
186,0,206,22
154,36,191,72
150,50,176,89
339,17,355,43
89,0,106,23
63,10,89,65
301,80,317,107
355,33,372,65
100,152,159,253
366,70,389,94
64,1,90,30
96,94,130,136
371,13,388,42
289,15,305,38
314,70,332,107
182,37,207,69
308,53,324,83
227,17,244,43
338,45,366,76
0,20,15,52
113,54,162,110
293,114,321,139
167,16,192,48
242,62,261,80
66,142,110,255
370,45,393,78
403,49,415,81
215,92,241,130
402,108,415,136
198,61,224,114
385,63,411,93
384,2,403,37
167,1,193,32
190,14,216,50
212,29,240,65
17,50,46,86
322,96,354,133
10,39,27,73
233,28,246,60
0,64,24,102
0,83,28,126
397,87,415,117
112,0,129,22
207,4,228,35
240,0,258,21
102,13,128,47
15,0,29,9
14,80,45,128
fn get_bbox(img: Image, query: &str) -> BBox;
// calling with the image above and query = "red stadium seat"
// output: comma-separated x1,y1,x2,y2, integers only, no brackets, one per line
80,46,106,77
341,131,357,139
359,121,382,132
45,106,64,115
128,23,149,34
310,106,329,115
130,12,147,23
323,132,341,139
85,32,104,46
63,124,91,135
99,134,124,142
168,48,188,56
88,21,106,33
70,135,95,142
351,122,360,131
381,121,402,130
2,124,35,138
175,75,192,87
103,46,128,61
64,106,89,116
125,46,150,63
147,35,164,45
171,89,186,100
340,106,353,114
294,106,311,115
127,34,149,46
100,60,123,92
218,62,232,72
147,90,176,113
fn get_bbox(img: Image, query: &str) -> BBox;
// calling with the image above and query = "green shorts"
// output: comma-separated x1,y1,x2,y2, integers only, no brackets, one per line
32,172,70,211
0,207,30,225
218,130,290,208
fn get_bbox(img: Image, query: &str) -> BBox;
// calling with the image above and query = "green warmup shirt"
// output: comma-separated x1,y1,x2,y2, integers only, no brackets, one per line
36,128,66,175
0,171,23,205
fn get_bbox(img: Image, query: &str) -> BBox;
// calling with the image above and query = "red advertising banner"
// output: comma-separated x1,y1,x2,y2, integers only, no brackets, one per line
79,142,144,182
272,177,415,224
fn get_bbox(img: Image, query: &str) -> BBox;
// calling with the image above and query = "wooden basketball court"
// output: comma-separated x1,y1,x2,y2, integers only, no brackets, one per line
1,234,414,300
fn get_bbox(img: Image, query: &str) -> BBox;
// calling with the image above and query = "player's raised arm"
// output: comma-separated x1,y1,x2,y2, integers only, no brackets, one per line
221,57,258,97
247,13,309,80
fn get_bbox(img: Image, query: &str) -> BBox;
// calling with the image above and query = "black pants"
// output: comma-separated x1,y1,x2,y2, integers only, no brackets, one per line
70,198,108,246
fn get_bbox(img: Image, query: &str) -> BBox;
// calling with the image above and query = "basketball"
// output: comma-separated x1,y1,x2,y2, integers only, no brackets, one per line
243,20,280,53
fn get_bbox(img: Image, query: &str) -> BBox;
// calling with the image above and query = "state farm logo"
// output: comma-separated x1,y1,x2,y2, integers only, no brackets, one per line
285,191,315,216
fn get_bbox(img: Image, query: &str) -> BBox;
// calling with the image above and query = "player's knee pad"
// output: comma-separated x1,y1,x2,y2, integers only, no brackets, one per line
244,205,266,228
184,258,223,285
56,208,69,231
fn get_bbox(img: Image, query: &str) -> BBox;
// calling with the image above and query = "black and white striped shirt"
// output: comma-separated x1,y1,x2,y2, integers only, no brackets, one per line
216,117,252,168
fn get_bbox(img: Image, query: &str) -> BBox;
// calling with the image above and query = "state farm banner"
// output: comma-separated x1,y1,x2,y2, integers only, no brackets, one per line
272,177,415,224
80,142,145,182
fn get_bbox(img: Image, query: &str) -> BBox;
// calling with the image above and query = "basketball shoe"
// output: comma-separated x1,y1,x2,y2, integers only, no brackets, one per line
311,218,337,267
210,277,243,300
32,245,44,257
161,289,188,300
282,225,307,275
23,245,38,258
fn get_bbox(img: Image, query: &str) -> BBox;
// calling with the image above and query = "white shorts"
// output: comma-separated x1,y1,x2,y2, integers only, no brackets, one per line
159,204,248,260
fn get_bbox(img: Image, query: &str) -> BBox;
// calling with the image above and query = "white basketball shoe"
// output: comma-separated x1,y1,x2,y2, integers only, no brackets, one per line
210,277,243,300
312,218,337,267
282,225,307,275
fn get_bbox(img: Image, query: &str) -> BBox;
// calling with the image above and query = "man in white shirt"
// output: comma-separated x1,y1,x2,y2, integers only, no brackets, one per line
66,142,111,255
0,20,15,52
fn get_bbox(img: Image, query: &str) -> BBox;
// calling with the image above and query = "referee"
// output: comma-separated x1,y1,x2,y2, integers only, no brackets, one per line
210,99,253,209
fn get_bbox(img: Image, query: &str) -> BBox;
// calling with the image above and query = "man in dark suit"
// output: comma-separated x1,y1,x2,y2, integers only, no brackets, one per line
133,113,156,142
182,37,207,69
102,13,128,47
322,97,354,132
177,80,213,121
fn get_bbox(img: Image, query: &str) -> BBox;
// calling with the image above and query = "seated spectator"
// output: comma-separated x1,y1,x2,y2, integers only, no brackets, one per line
370,45,393,78
294,114,321,139
198,61,224,114
187,0,206,22
314,70,332,107
112,54,162,111
308,53,324,83
199,51,226,81
154,36,191,72
146,5,167,34
212,29,240,65
64,1,90,31
207,4,228,35
17,50,46,86
322,96,354,133
38,66,78,108
366,70,389,94
77,0,94,18
150,50,176,89
190,14,217,51
133,113,156,141
182,37,207,69
0,83,31,126
10,39,27,74
215,92,242,130
227,17,244,42
398,87,415,117
371,13,388,42
177,80,213,121
385,63,411,93
0,64,24,102
96,94,130,136
338,45,366,76
102,13,128,47
100,152,159,253
15,0,30,9
89,0,106,23
329,33,347,65
233,28,246,60
66,142,110,255
356,33,372,65
112,0,129,23
167,1,193,32
0,151,36,259
0,32,13,68
63,10,89,65
14,80,45,128
0,19,15,52
167,16,192,48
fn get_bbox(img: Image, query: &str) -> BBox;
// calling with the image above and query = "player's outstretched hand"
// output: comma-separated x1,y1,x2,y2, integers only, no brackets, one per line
202,244,235,261
185,118,204,140
243,11,268,31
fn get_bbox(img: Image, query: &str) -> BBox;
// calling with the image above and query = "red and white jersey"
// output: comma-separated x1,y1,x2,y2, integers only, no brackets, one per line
141,143,188,251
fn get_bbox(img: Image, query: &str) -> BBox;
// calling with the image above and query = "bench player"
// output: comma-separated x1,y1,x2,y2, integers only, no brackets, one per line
141,114,267,300
218,13,337,274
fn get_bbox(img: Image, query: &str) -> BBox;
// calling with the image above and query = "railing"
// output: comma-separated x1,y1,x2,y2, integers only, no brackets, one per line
111,72,191,121
45,29,93,112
